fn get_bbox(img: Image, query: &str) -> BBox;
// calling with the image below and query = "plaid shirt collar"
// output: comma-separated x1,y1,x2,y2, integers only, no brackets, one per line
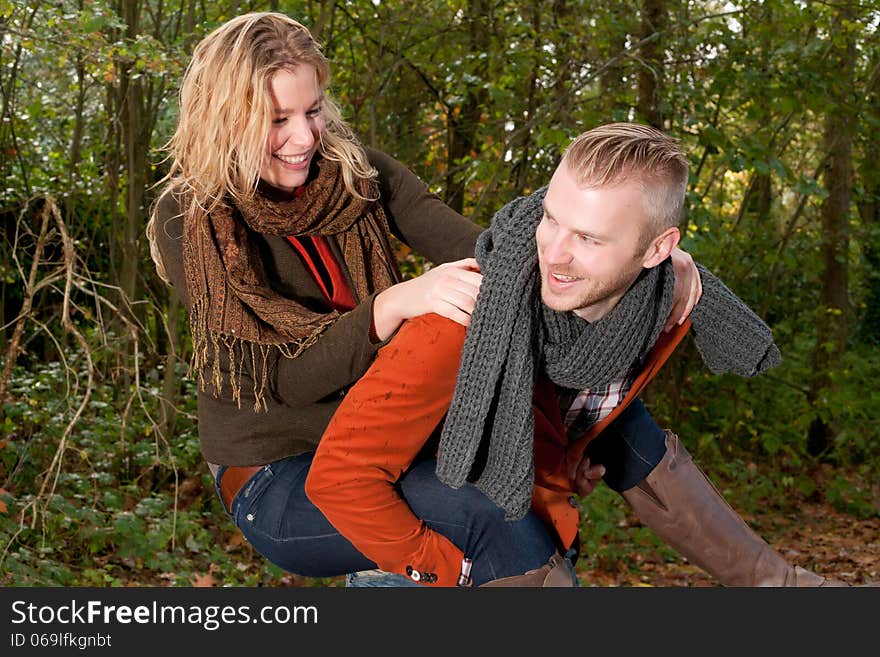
556,361,640,442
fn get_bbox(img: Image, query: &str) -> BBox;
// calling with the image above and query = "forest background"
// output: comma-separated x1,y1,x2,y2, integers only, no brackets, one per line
1,0,878,587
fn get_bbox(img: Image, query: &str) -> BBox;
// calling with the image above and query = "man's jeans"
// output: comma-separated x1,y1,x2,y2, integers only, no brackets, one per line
346,397,666,586
582,397,667,493
345,547,582,587
215,452,558,586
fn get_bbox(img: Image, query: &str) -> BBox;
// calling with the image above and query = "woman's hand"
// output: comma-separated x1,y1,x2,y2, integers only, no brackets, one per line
665,246,703,332
372,258,482,341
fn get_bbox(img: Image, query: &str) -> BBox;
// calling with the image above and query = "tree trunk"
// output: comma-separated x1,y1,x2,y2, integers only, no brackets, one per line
549,0,575,133
598,2,631,121
158,291,181,443
807,7,856,458
857,58,879,344
310,0,336,43
637,0,666,128
117,0,148,327
512,0,542,195
444,0,491,214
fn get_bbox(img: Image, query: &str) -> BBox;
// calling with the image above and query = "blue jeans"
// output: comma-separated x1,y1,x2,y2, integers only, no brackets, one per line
215,453,558,586
584,397,667,493
345,397,667,587
346,547,582,587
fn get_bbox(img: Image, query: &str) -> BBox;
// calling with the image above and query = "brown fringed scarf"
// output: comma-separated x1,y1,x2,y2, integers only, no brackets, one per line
183,156,400,411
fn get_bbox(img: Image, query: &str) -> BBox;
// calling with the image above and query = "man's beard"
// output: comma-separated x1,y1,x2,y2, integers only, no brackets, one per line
540,260,645,316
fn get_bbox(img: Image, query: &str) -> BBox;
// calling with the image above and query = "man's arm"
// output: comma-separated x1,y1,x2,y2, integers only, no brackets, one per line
304,314,468,586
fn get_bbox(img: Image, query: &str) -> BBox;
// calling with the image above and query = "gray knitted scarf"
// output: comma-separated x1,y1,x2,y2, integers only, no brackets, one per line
436,187,782,520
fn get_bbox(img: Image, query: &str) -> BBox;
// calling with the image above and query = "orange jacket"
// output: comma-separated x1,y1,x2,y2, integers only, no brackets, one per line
305,313,690,586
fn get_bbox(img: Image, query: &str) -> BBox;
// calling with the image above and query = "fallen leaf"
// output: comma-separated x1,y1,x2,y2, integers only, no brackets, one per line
191,573,217,587
178,477,202,498
225,533,246,550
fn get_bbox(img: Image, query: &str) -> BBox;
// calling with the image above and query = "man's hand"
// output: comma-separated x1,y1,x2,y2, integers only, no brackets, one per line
665,246,702,332
569,456,606,497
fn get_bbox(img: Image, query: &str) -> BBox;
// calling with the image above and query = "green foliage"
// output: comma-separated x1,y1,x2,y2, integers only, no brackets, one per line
576,485,680,582
0,356,308,587
824,474,879,519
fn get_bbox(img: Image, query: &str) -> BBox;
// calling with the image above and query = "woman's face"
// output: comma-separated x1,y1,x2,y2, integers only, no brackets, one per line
259,65,326,192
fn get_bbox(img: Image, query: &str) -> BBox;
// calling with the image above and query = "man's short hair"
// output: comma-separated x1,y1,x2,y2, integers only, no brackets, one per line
562,123,689,249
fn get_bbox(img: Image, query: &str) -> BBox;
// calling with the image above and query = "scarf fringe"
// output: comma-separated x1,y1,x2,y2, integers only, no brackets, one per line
188,297,334,412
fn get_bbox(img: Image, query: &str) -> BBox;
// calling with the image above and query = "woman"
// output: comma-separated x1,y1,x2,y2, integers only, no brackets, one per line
147,12,566,586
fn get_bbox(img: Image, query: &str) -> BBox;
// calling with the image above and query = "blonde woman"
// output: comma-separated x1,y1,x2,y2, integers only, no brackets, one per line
147,12,562,584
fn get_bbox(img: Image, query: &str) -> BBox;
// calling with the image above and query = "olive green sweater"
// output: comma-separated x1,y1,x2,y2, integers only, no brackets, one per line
154,148,482,465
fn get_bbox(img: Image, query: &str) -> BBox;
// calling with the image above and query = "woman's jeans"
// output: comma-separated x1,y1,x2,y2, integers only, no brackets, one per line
215,453,558,587
215,396,665,587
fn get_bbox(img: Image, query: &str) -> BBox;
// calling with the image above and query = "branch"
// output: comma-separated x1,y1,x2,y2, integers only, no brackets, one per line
0,199,52,406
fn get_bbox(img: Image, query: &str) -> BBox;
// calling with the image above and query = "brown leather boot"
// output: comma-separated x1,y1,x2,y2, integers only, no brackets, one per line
479,552,576,587
621,431,853,587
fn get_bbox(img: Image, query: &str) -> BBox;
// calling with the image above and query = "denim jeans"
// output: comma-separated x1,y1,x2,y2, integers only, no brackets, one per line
215,452,559,586
345,396,667,587
346,547,582,587
584,397,667,493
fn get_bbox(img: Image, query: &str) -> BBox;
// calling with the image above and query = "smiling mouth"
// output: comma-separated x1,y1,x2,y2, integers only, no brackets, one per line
550,272,580,283
273,152,310,165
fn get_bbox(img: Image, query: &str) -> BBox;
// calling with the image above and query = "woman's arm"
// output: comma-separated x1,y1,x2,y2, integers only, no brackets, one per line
152,191,394,406
665,246,703,332
367,147,483,263
368,148,486,341
305,313,468,586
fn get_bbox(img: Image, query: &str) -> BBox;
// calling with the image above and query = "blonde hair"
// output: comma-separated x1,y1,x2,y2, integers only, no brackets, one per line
147,12,375,283
562,123,688,246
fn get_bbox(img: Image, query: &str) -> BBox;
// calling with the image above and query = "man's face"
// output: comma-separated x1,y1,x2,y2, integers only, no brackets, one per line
536,162,654,322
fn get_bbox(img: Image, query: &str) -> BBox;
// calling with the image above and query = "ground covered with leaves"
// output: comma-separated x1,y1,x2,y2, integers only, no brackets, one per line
2,391,877,588
181,479,880,588
577,499,880,587
572,463,880,587
250,494,880,589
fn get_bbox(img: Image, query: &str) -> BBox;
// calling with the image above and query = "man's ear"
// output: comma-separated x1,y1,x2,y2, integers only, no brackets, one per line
640,227,680,268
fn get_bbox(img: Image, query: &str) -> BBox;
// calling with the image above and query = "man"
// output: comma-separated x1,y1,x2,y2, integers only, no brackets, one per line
306,123,851,587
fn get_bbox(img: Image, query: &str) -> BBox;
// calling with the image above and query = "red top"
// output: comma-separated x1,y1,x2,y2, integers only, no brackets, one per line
284,180,356,313
285,235,356,312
